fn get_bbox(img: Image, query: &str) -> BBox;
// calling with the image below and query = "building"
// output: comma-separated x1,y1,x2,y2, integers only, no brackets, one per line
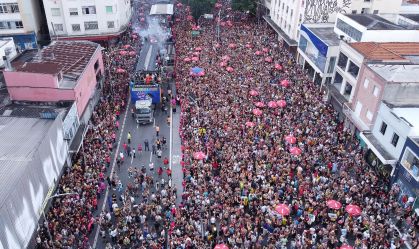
360,101,419,177
0,37,17,68
0,103,72,249
42,0,132,43
0,0,46,50
265,0,404,53
297,23,340,87
3,40,104,124
329,42,419,125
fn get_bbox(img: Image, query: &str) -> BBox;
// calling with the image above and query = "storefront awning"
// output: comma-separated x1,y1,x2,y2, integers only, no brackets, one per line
263,16,297,47
360,132,397,165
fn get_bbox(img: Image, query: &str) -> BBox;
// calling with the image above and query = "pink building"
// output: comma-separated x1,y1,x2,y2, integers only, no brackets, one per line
3,41,104,122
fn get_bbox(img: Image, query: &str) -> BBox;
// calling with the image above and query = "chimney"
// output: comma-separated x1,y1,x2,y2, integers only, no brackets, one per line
3,55,12,71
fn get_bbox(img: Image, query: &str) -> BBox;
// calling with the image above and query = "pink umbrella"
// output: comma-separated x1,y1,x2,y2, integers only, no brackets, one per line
187,15,193,21
252,108,263,116
281,79,290,87
265,57,273,63
116,68,126,73
262,47,269,53
285,135,297,144
345,204,362,216
222,55,230,61
245,121,255,127
220,21,226,27
327,200,342,210
195,47,202,51
226,66,234,72
340,245,354,249
268,101,278,108
123,44,131,49
129,51,136,56
275,63,283,70
219,61,227,67
245,43,253,48
277,100,287,108
191,57,199,61
290,147,302,156
226,20,233,27
193,52,200,56
214,244,229,249
228,43,237,49
119,50,128,56
140,18,145,22
215,43,221,48
215,3,222,8
255,102,265,108
184,58,191,62
275,204,290,216
249,90,259,96
193,151,206,160
176,3,183,7
255,51,262,56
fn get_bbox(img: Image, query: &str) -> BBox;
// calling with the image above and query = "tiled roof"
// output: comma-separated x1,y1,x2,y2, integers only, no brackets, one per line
13,41,100,80
350,42,419,61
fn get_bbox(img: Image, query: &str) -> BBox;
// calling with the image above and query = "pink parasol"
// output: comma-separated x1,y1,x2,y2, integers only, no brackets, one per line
255,51,262,56
119,50,128,56
215,3,222,8
265,57,273,63
249,90,259,96
290,147,302,156
340,245,354,249
252,108,263,116
275,63,283,70
275,204,290,216
268,101,278,108
281,79,290,87
116,68,126,73
327,200,342,210
215,43,221,48
277,100,287,108
226,20,233,27
228,43,237,49
245,121,255,127
193,51,200,56
123,45,131,49
184,58,191,62
245,43,253,48
176,3,182,7
191,57,199,61
129,51,136,56
226,66,234,72
187,15,193,21
193,151,206,160
255,102,265,108
345,204,362,216
195,47,202,51
221,55,230,61
285,135,297,144
262,47,269,53
214,244,229,249
220,21,226,27
219,61,227,67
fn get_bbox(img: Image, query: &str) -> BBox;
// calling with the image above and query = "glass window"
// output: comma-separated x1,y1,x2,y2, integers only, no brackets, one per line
15,21,23,29
380,122,387,135
366,110,373,121
107,21,115,29
10,3,19,13
54,23,63,31
327,56,336,74
84,21,98,30
373,85,380,97
72,24,80,31
106,6,113,13
51,8,61,16
344,83,353,96
0,4,8,13
337,52,348,70
348,61,359,78
336,18,362,41
401,149,419,177
82,6,96,15
69,8,78,16
334,72,343,84
391,133,399,147
363,78,369,88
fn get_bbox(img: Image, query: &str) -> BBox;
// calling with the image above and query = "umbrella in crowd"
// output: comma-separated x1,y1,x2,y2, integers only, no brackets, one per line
290,147,302,156
327,200,342,210
346,204,362,216
262,47,269,53
190,67,205,76
215,43,221,48
268,101,278,108
184,58,191,62
340,245,354,249
255,102,265,108
123,44,131,49
275,63,283,70
249,90,259,96
245,121,255,127
281,79,290,87
193,52,200,56
265,57,273,63
215,3,222,8
187,15,193,21
129,51,136,56
245,43,253,48
226,66,234,72
219,61,227,67
255,51,262,56
275,204,291,216
195,47,202,51
119,50,128,56
214,244,229,249
252,108,263,116
222,55,230,61
285,135,297,144
277,100,287,108
228,43,237,49
193,151,206,160
140,18,145,22
116,68,126,73
192,57,199,62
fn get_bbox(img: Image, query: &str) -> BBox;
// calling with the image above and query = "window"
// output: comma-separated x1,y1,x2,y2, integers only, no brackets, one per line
361,8,370,14
363,78,369,88
380,122,387,135
0,3,19,13
401,149,419,177
69,8,78,16
352,10,357,14
344,83,353,96
0,4,7,13
373,10,379,14
82,6,96,15
373,85,380,97
72,24,80,31
106,6,113,13
51,8,61,16
14,21,23,29
366,110,373,121
334,72,343,84
10,3,19,13
54,23,63,32
337,52,348,70
107,21,115,29
348,61,359,78
327,56,336,73
391,133,399,147
84,21,98,30
94,60,99,70
336,18,362,41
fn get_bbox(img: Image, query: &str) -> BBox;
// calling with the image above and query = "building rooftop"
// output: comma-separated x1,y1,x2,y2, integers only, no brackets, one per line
309,27,340,46
0,101,72,119
346,14,406,30
401,13,419,23
368,64,419,83
392,107,419,134
11,41,100,84
350,42,419,62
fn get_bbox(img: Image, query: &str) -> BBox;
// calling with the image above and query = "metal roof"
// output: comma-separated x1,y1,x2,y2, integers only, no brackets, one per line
150,3,174,15
0,117,53,205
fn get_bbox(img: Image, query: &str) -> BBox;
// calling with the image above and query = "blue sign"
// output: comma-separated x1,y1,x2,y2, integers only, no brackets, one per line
130,82,161,104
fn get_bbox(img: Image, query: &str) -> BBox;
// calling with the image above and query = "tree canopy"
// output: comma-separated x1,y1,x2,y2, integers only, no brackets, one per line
231,0,257,14
182,0,217,21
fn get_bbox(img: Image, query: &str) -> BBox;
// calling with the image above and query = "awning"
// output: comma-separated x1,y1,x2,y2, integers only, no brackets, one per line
150,4,174,15
263,15,297,47
360,132,397,165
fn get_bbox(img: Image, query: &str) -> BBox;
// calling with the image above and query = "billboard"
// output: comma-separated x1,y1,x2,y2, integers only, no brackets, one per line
130,82,161,104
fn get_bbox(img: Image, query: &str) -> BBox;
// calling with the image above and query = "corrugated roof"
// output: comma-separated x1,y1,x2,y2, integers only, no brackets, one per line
0,117,53,203
350,42,419,61
368,64,419,83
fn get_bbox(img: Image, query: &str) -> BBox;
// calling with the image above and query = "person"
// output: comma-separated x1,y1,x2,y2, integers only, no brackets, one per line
157,149,162,159
156,125,160,137
149,162,154,171
163,157,169,167
131,148,136,158
144,139,149,151
131,107,135,118
127,132,132,144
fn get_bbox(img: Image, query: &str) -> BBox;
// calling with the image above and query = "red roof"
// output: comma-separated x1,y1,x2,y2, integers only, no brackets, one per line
350,42,419,61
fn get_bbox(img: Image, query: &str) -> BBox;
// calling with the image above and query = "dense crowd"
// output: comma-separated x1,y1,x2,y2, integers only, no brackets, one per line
169,2,418,249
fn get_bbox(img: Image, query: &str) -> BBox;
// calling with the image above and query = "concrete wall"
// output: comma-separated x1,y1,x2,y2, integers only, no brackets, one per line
4,71,57,88
350,0,402,14
6,86,75,102
270,0,302,41
383,83,419,105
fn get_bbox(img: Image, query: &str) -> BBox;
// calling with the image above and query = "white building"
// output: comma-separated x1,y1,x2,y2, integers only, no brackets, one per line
266,0,404,52
0,0,44,50
0,37,17,68
360,101,419,175
42,0,132,42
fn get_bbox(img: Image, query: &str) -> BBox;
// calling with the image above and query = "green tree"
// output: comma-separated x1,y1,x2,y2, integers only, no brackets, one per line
231,0,257,14
182,0,217,21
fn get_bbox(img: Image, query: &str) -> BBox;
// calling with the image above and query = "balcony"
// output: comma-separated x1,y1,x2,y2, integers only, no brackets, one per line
343,102,370,131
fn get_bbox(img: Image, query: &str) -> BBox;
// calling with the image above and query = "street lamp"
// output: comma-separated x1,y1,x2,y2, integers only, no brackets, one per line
41,192,79,249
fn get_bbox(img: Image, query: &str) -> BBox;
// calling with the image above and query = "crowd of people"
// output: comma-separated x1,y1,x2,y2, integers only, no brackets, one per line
169,2,418,249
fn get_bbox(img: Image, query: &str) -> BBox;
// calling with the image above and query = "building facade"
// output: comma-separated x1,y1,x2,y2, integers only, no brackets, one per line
42,0,132,42
0,0,46,50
